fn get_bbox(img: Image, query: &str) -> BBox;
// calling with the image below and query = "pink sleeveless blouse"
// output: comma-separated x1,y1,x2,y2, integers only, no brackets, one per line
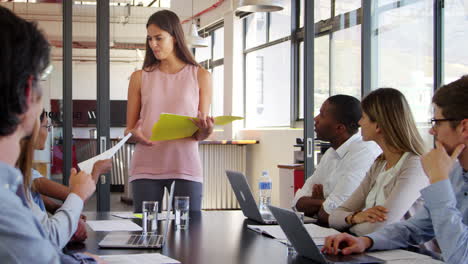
129,64,202,183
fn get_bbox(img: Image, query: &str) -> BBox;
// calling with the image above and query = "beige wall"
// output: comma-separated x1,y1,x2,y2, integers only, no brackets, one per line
238,128,304,206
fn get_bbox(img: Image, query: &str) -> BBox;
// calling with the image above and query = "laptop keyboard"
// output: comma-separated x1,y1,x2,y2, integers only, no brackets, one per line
127,234,162,247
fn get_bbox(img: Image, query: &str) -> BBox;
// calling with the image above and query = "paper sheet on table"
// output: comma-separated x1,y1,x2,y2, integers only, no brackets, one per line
384,259,443,264
150,113,243,141
86,220,142,232
366,249,433,261
78,133,132,174
247,223,340,245
111,211,175,220
100,253,180,264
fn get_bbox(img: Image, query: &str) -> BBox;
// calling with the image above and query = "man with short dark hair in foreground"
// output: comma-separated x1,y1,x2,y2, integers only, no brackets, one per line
0,6,99,263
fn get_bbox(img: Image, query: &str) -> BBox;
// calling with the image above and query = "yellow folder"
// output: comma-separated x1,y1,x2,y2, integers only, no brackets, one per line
150,113,244,141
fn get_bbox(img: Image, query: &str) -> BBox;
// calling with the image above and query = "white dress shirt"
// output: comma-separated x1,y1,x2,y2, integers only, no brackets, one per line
292,133,381,214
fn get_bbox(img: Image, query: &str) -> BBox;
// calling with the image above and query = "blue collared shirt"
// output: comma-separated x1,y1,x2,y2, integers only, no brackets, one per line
367,162,468,264
29,168,84,249
0,161,94,263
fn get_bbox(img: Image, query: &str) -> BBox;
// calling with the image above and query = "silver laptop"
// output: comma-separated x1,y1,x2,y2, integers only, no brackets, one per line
98,182,175,249
268,206,385,264
225,170,279,224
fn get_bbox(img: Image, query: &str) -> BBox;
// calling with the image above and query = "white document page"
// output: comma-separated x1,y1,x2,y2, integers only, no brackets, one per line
366,249,434,261
303,223,341,238
86,220,142,232
247,224,340,245
78,133,132,174
111,211,175,221
384,259,443,264
100,253,180,264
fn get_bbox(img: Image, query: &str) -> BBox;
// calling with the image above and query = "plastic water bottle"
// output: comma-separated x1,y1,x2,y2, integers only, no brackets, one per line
258,170,272,214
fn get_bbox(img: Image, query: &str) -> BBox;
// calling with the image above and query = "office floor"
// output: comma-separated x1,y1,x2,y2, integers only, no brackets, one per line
83,192,133,212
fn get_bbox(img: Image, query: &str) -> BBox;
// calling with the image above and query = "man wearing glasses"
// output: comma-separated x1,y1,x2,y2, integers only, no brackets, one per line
322,76,468,264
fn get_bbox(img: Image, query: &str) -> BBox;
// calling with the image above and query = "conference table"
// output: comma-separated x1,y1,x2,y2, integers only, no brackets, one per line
72,210,440,264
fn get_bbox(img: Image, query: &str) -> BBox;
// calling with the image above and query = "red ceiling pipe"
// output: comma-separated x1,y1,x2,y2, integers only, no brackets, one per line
181,0,225,24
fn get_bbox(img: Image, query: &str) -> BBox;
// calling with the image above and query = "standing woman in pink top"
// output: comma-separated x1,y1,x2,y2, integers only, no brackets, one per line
125,10,214,213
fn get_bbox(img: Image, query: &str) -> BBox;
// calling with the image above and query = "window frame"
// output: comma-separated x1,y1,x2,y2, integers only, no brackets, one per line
240,0,445,127
242,2,299,128
195,22,225,117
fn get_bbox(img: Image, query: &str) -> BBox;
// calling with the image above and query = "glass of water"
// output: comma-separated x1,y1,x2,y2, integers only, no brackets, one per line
142,201,158,235
174,196,190,230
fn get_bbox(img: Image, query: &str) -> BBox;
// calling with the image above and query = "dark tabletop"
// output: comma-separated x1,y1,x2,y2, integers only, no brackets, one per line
71,210,322,264
70,210,441,264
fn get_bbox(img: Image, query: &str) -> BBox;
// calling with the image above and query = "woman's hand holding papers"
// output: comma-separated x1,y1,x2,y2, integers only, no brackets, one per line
192,111,214,141
126,119,153,146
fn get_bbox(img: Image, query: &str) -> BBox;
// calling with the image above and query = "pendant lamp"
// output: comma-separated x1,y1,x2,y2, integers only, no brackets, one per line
236,0,284,12
187,23,209,48
186,0,208,48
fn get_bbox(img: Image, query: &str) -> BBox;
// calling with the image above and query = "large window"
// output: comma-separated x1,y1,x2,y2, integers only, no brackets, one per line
245,42,291,127
245,0,465,131
245,13,268,49
444,0,468,84
195,25,224,117
371,0,433,143
335,1,361,15
298,0,361,119
269,2,292,41
331,24,361,99
243,0,292,127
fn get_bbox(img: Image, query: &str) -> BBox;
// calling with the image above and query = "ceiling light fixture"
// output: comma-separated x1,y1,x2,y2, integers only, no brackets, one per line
185,0,208,48
236,0,284,12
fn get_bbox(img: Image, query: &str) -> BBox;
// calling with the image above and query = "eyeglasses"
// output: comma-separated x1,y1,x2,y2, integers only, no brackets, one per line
39,64,54,81
429,118,460,129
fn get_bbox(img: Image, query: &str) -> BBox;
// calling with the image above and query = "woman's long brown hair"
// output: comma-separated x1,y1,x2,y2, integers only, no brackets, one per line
143,10,198,71
16,118,40,201
361,88,426,157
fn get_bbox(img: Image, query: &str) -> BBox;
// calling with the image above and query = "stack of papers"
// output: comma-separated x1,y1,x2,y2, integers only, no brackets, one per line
111,211,175,221
383,259,443,264
86,220,142,232
247,224,340,245
151,113,243,141
366,250,442,264
100,253,180,264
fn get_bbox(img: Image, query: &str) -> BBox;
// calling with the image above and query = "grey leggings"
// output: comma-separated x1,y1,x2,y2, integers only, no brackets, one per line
132,179,203,213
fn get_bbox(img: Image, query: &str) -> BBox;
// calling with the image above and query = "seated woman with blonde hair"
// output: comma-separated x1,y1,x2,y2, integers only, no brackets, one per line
328,88,429,236
17,114,111,249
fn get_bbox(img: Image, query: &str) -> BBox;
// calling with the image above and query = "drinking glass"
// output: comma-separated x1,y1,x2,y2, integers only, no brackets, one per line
174,196,190,230
142,201,158,235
